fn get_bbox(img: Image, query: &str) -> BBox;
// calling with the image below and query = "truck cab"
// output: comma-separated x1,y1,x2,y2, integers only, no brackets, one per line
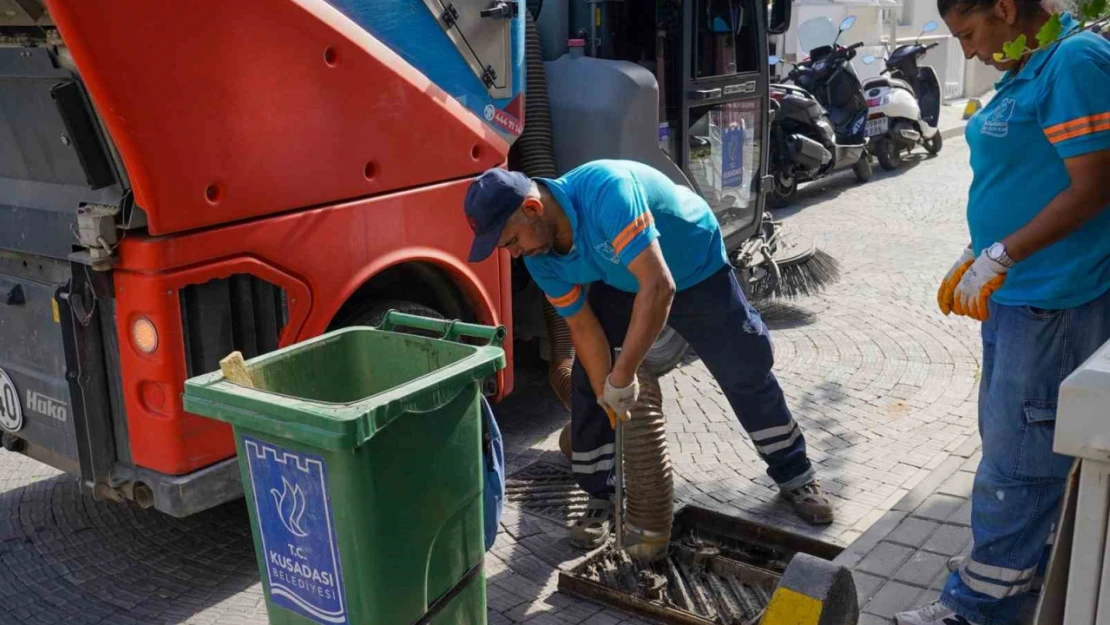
0,0,522,516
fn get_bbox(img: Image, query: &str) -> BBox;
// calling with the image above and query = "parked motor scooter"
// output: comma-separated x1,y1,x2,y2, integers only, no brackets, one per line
767,16,873,207
860,21,944,170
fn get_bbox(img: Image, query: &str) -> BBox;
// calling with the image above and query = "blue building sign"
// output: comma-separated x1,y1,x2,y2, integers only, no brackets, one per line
721,124,745,189
244,437,348,625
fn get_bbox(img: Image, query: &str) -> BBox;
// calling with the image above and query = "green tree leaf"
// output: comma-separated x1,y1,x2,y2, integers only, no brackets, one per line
1081,0,1107,20
1036,13,1064,48
1002,34,1028,60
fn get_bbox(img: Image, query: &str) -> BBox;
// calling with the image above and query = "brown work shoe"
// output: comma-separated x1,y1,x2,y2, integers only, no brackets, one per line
781,481,834,525
570,497,613,549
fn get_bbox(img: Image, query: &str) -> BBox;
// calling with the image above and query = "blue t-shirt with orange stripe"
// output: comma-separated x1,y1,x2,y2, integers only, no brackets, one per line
966,13,1110,309
524,160,729,317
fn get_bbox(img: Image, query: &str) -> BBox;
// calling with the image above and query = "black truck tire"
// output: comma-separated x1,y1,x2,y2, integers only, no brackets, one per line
644,325,689,375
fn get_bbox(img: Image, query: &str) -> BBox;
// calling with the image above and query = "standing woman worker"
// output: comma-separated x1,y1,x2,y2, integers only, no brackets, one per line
897,2,1110,625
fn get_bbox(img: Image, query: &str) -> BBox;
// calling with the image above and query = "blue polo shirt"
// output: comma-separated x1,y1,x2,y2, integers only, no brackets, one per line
524,160,729,317
965,13,1110,309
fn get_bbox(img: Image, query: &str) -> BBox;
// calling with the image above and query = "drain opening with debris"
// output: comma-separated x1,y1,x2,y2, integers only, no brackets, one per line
559,507,842,625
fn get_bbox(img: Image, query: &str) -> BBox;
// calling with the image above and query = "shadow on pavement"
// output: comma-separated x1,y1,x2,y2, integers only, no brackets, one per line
0,473,263,624
771,153,932,219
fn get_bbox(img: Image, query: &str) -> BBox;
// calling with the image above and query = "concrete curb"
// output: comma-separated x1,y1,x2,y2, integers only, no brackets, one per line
940,124,967,140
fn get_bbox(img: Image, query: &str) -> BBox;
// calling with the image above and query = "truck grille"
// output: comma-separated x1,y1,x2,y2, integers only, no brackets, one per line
180,275,288,377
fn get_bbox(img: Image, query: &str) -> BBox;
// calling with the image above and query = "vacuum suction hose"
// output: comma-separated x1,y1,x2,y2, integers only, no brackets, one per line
517,10,575,411
623,368,674,563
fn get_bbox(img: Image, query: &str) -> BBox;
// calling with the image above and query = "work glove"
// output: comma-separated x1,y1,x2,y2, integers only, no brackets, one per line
600,374,639,429
937,246,975,316
952,249,1008,321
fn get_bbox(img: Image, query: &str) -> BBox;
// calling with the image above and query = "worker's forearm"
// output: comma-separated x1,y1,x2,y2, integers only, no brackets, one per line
567,309,613,398
611,283,675,386
1003,181,1109,262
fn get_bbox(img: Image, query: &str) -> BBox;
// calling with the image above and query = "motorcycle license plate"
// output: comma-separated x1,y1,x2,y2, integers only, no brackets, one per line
866,117,889,137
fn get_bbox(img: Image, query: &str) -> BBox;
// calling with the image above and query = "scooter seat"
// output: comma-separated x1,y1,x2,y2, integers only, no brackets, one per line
864,76,916,97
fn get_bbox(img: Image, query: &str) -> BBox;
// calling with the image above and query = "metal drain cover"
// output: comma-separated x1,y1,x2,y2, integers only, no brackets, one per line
559,506,843,625
505,461,588,525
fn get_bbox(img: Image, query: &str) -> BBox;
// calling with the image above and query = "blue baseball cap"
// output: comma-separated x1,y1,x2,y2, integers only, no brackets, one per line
464,168,532,263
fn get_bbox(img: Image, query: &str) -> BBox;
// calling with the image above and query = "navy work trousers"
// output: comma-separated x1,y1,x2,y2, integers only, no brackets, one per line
570,266,814,497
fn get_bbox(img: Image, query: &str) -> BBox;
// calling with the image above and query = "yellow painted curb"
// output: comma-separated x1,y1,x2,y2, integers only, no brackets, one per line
962,98,982,120
761,586,824,625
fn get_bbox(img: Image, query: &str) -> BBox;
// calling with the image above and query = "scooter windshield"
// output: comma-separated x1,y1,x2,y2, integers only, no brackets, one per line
798,17,837,56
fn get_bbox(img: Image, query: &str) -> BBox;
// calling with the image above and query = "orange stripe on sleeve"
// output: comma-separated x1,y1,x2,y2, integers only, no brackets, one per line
546,285,582,309
1045,112,1110,142
1048,120,1110,144
611,212,654,255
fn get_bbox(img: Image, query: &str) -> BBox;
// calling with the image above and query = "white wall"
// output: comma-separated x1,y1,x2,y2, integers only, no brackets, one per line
785,2,886,60
781,0,1002,100
890,0,950,40
964,58,1002,98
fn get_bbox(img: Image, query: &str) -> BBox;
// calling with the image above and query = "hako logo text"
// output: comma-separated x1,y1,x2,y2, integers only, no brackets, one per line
26,390,67,423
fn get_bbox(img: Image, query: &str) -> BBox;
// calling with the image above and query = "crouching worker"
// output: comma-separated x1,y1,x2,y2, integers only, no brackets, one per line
463,159,834,548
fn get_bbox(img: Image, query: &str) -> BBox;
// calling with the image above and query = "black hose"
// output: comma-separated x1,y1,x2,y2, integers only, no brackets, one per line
516,11,559,180
514,11,573,410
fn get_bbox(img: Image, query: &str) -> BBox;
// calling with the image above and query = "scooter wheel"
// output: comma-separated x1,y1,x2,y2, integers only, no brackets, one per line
770,173,797,208
876,138,902,171
853,155,873,182
925,131,943,155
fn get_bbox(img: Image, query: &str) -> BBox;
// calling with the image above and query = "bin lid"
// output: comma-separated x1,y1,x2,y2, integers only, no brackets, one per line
183,323,506,450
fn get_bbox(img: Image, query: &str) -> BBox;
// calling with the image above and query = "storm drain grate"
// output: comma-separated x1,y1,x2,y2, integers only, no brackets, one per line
558,506,843,625
505,461,588,525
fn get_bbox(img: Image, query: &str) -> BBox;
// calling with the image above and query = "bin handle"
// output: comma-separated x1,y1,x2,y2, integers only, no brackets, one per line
379,310,506,347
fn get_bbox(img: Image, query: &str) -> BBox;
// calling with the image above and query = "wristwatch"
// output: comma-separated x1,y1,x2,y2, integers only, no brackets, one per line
986,242,1015,268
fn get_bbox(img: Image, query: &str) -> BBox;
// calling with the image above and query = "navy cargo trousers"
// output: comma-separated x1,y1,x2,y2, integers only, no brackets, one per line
570,266,815,498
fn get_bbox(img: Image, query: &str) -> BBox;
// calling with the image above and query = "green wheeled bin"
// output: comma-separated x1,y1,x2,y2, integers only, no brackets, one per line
183,312,506,625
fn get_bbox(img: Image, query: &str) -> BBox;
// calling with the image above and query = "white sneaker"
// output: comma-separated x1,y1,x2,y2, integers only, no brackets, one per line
895,600,978,625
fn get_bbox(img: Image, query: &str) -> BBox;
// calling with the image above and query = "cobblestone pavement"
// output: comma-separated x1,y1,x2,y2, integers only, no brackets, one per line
0,135,983,624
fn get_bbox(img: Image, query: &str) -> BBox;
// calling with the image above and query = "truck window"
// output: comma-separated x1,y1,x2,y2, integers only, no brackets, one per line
686,99,762,240
694,0,760,78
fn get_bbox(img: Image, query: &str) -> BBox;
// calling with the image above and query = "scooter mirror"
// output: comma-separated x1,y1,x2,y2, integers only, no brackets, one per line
769,55,781,65
862,55,876,64
922,20,939,33
839,15,857,32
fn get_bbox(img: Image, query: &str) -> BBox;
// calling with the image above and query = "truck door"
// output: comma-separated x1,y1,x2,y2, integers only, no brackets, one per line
677,0,772,252
0,34,131,487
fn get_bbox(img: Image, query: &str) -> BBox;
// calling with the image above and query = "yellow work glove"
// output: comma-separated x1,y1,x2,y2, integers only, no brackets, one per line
953,249,1009,321
937,246,975,316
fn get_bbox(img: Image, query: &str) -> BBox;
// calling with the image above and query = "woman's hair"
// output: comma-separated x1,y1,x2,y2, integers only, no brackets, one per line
937,0,1046,19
